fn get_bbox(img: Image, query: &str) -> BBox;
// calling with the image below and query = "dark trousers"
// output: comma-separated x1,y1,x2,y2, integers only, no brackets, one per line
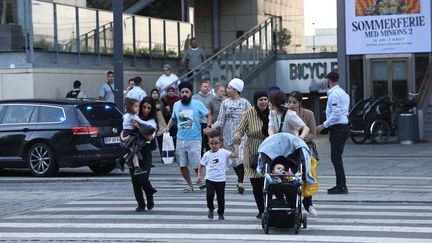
129,145,156,209
329,124,350,188
250,177,264,214
156,134,163,157
200,123,210,156
206,179,225,215
233,163,244,183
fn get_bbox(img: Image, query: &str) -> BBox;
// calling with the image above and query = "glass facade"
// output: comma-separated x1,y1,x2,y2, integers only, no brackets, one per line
32,1,54,51
30,0,193,61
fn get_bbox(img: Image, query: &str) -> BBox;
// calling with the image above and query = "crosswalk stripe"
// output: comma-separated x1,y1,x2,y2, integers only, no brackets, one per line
0,232,428,243
63,200,432,210
32,206,432,217
5,214,432,225
1,222,432,233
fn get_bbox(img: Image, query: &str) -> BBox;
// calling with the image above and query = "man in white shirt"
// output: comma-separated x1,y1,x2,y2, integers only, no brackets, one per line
126,76,147,102
316,71,350,195
155,64,180,97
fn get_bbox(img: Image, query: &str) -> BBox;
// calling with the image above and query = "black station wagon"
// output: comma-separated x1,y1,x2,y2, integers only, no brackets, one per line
0,99,125,176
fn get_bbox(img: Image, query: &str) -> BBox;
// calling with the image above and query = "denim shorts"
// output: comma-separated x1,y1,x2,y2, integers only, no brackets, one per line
176,139,201,169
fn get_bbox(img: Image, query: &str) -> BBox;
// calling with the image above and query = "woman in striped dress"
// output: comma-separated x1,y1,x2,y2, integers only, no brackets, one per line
234,91,269,219
212,78,251,194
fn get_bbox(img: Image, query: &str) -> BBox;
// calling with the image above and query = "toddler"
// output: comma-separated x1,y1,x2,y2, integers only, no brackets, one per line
116,98,156,175
197,131,239,220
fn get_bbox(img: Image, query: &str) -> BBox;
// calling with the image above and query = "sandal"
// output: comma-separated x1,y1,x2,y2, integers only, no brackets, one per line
182,186,194,193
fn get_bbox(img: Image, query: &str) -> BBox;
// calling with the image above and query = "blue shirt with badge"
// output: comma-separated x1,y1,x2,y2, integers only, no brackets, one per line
323,85,350,128
172,99,208,140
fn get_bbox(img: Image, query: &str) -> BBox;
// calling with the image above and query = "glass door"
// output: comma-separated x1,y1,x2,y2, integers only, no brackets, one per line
371,59,408,101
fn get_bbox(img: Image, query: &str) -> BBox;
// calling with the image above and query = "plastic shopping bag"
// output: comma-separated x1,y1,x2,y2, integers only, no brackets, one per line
162,133,175,164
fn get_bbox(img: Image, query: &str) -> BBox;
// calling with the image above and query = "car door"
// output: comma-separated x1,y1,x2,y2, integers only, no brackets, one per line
0,104,37,162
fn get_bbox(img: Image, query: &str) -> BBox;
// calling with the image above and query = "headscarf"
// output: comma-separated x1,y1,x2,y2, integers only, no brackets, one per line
253,91,269,137
150,88,160,101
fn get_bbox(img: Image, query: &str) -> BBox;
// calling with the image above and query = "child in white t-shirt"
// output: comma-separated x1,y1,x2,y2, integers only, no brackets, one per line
197,131,239,220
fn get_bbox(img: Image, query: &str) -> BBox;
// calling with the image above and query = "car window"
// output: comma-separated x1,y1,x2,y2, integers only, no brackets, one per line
0,105,4,122
2,105,35,124
77,103,123,125
39,106,66,123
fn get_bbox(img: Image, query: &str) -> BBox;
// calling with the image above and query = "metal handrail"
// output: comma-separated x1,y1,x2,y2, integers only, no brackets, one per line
162,16,280,92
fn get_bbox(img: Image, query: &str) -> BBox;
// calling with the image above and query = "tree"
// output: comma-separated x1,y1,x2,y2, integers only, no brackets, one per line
276,28,292,53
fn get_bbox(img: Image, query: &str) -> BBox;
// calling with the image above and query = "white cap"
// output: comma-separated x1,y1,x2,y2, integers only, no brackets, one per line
228,78,244,93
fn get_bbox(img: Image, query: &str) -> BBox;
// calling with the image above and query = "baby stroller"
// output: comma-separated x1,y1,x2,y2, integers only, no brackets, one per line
257,133,316,234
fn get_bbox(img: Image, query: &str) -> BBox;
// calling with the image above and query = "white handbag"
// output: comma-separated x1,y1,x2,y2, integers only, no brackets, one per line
162,133,175,164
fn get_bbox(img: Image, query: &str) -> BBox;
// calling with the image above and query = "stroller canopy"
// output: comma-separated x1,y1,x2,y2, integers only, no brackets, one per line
258,133,316,185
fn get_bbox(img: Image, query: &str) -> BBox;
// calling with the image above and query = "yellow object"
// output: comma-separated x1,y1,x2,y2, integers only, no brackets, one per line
302,156,319,197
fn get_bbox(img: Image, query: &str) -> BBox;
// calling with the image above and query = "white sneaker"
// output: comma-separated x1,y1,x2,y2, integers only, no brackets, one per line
308,205,318,217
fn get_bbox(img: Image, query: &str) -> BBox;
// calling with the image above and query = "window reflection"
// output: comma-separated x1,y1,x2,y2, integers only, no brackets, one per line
32,1,54,51
30,0,192,58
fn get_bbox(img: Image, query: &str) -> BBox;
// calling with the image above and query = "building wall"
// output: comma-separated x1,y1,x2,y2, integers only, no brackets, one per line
194,0,304,54
0,69,34,100
258,0,305,53
0,68,161,100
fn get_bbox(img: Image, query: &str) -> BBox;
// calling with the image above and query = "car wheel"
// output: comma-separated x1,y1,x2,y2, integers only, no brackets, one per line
89,162,116,174
27,143,58,177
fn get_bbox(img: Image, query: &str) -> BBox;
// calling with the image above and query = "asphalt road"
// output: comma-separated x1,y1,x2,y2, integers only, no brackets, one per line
0,135,431,242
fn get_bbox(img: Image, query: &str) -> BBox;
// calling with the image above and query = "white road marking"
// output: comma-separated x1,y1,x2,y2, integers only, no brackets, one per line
0,233,428,243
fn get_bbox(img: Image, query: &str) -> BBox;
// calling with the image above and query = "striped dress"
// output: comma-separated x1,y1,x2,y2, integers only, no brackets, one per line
234,107,267,179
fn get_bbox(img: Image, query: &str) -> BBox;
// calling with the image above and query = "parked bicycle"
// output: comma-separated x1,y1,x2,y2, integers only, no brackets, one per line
349,94,417,144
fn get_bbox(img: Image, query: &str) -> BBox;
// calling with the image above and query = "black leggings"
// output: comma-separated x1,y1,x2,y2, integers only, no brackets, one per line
233,164,244,183
129,145,156,209
302,196,313,211
206,179,225,215
250,177,264,214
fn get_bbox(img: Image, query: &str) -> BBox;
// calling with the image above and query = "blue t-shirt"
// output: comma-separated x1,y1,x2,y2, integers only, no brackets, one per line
172,99,208,140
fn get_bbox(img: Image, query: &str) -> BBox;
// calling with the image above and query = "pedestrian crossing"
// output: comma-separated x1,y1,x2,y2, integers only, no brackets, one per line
1,182,432,242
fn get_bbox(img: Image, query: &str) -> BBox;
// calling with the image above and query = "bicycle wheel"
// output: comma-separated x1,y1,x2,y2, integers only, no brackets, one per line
370,120,390,144
350,133,368,144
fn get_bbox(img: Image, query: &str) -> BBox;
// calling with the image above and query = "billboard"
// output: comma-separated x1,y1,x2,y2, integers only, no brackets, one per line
276,58,338,93
346,0,431,54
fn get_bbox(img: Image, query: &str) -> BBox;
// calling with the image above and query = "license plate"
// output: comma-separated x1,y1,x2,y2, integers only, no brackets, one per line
104,136,121,144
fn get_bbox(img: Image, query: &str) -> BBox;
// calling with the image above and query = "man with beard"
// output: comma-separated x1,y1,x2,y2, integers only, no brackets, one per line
165,81,210,192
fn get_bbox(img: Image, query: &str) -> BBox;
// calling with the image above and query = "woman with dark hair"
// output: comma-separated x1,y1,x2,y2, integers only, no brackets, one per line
268,90,309,139
121,96,158,212
233,91,269,219
150,88,167,157
288,91,319,217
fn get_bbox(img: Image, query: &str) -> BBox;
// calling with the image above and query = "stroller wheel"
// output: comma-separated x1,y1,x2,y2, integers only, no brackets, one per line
302,213,307,229
294,209,301,234
262,211,269,234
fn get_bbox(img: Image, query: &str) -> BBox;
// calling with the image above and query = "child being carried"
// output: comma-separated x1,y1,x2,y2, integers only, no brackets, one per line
116,98,156,175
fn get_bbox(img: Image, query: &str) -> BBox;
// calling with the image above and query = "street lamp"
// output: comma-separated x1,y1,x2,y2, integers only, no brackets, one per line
312,22,316,53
